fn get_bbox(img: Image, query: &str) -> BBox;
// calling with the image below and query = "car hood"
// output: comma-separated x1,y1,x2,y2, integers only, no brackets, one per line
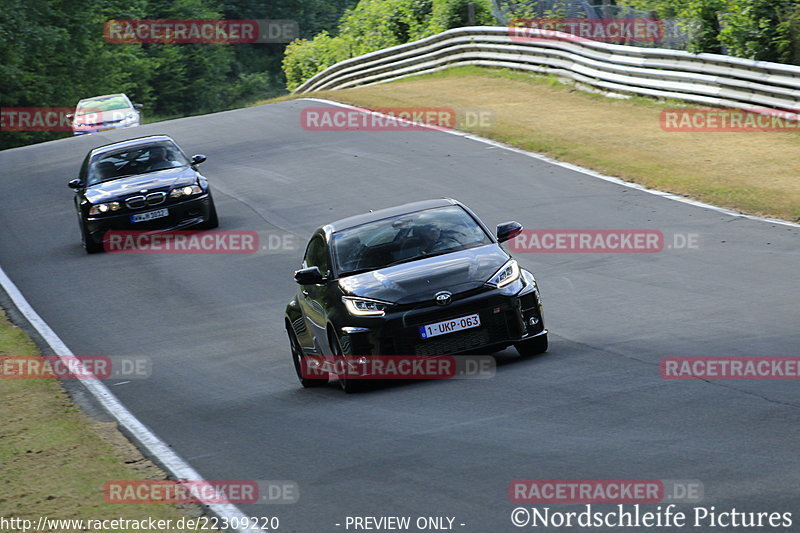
338,244,510,304
84,167,196,203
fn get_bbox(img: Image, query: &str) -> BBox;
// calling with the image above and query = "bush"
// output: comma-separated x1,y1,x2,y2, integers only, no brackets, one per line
429,0,496,32
283,32,357,91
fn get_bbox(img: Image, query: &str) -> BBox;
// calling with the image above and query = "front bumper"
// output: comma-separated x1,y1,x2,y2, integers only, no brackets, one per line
338,282,545,357
72,122,139,136
84,194,212,244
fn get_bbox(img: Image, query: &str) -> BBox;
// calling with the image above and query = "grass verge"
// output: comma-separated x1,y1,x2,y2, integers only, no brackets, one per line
259,66,800,222
0,308,217,532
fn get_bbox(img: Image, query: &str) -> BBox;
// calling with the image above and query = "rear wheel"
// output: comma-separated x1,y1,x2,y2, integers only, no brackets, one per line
515,333,548,357
288,327,327,388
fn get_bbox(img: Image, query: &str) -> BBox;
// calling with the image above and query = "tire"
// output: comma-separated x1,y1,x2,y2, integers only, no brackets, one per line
288,326,327,388
201,195,219,230
329,332,363,393
79,216,103,254
515,333,548,357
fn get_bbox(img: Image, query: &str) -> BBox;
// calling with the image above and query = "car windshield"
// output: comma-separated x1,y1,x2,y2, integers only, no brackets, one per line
86,143,189,185
333,205,493,277
76,95,131,116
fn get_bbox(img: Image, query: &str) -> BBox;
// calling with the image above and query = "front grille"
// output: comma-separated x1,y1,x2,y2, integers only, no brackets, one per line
487,310,514,339
145,192,166,206
397,308,513,356
126,195,145,209
126,192,166,209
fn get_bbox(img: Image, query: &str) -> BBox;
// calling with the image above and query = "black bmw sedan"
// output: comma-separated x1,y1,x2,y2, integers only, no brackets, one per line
68,135,218,253
285,198,548,391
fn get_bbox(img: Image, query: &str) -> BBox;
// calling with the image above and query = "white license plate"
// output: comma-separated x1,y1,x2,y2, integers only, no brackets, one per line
419,313,481,339
131,208,168,223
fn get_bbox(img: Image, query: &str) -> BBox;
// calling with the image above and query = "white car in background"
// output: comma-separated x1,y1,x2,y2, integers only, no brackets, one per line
68,93,143,135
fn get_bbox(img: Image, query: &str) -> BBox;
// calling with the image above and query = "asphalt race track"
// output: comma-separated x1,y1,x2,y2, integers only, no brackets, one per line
1,99,799,532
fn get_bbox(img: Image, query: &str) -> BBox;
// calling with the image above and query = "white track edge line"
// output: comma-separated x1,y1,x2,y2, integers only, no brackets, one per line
300,97,799,229
0,264,263,533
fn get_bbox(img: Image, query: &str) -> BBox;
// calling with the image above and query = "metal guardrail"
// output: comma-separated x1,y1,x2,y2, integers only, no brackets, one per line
294,26,800,116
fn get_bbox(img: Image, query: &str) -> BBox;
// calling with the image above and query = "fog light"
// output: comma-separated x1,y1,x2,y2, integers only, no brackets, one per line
528,316,539,327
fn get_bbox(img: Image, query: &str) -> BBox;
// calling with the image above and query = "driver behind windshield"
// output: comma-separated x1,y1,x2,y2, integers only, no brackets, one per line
145,145,180,171
414,223,449,254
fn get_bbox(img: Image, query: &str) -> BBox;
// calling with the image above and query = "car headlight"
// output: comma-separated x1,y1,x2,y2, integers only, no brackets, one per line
342,296,392,317
88,202,121,216
485,259,520,288
169,185,203,199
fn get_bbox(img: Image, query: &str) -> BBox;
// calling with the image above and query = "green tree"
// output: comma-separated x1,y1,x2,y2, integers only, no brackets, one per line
619,0,800,61
0,0,155,149
718,0,800,63
282,0,497,90
1,0,352,149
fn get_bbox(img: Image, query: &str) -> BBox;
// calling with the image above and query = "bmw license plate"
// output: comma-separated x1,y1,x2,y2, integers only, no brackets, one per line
131,208,168,223
419,314,481,339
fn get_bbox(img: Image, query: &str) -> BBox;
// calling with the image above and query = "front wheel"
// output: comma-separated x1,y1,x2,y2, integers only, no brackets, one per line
515,333,548,357
200,195,219,229
288,327,327,388
79,216,103,254
329,332,363,393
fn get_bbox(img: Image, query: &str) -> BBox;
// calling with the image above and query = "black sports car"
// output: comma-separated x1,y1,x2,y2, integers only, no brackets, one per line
285,198,548,392
68,135,218,253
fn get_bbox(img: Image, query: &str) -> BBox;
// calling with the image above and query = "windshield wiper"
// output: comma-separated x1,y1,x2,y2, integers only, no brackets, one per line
340,248,464,277
380,256,424,269
338,267,377,277
380,249,458,269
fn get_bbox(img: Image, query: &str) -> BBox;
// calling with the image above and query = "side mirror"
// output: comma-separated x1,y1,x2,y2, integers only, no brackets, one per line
497,221,523,243
67,178,83,189
133,103,144,110
191,154,207,165
294,266,325,285
66,113,75,120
